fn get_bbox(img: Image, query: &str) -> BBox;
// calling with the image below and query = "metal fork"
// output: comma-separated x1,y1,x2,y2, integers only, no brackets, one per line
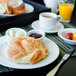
46,34,76,76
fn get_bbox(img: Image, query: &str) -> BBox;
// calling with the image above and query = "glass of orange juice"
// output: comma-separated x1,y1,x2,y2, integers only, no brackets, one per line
59,0,75,22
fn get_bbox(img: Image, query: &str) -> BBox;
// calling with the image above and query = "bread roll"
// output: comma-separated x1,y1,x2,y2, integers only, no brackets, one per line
8,37,48,64
8,0,26,15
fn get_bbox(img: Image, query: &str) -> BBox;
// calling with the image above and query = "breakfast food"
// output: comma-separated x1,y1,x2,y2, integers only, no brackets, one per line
7,29,26,37
65,33,73,40
0,0,26,15
29,33,42,39
65,32,76,41
7,37,48,64
8,0,26,15
73,32,76,40
15,31,24,37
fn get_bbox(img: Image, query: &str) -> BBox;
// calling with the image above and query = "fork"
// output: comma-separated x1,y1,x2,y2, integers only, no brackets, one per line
46,48,75,76
46,34,76,76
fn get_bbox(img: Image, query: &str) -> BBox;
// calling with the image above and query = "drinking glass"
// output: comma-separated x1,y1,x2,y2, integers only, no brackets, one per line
59,0,75,22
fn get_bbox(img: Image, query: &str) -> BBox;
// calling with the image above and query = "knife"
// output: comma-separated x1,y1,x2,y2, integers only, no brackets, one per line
46,48,75,76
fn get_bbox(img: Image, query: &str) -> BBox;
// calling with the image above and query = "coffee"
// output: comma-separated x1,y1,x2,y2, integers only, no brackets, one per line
43,15,51,18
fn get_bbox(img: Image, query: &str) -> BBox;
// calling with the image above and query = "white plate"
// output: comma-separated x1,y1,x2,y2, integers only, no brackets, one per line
0,3,34,17
0,36,59,69
31,20,64,33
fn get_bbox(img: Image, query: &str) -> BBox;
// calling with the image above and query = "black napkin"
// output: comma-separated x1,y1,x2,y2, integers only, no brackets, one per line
56,56,76,76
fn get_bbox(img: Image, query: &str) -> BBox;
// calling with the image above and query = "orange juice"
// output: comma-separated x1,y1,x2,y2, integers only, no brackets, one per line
59,3,74,21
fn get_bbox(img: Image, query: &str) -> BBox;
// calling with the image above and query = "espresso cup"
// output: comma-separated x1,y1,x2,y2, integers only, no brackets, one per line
39,12,62,30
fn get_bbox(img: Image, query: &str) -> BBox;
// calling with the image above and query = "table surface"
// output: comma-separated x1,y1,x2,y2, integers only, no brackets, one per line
0,23,76,76
0,1,76,76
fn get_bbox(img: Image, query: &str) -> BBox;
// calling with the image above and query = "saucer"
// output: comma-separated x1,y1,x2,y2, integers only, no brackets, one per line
31,20,64,33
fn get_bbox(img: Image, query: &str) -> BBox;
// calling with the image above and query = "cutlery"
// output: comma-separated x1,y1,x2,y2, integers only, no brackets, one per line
46,48,75,76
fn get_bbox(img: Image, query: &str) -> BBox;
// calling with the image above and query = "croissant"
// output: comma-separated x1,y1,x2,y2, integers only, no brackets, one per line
8,37,48,64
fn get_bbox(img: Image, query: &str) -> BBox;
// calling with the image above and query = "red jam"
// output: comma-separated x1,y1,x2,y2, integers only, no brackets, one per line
29,33,42,39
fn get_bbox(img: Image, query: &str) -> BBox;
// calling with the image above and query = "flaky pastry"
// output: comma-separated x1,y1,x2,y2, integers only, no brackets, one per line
8,37,48,64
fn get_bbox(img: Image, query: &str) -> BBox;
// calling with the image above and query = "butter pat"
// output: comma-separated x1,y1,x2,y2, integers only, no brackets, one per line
6,28,27,45
7,28,27,38
15,31,24,37
8,30,14,37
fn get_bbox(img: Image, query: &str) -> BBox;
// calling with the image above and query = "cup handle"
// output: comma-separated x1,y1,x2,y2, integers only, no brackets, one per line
57,15,62,22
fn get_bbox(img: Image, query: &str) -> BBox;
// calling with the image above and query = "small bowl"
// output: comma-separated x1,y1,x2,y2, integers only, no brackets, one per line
58,28,76,45
27,30,45,40
5,28,27,44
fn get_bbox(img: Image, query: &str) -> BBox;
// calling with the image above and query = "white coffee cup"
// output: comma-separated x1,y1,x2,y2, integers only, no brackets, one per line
39,12,62,30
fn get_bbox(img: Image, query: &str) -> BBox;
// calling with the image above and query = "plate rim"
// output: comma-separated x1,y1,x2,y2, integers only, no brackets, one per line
0,3,34,16
0,36,60,69
31,20,64,33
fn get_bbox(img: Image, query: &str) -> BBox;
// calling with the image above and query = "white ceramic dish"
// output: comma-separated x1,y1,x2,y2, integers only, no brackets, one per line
27,30,45,40
58,28,76,45
31,20,64,33
0,3,34,17
5,28,27,44
0,36,59,69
